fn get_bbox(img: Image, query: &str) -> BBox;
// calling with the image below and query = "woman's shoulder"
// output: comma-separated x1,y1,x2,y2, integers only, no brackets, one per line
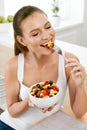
64,51,79,61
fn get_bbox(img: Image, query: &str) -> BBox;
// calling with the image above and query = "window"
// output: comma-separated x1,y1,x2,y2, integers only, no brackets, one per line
0,0,84,21
58,0,84,21
4,0,53,18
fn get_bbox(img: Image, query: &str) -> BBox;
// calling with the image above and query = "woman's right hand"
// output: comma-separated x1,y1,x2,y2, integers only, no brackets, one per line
28,99,34,107
36,103,57,113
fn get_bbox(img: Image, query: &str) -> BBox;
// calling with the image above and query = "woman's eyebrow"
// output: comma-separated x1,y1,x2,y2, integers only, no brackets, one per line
45,21,51,25
30,21,51,33
30,28,39,33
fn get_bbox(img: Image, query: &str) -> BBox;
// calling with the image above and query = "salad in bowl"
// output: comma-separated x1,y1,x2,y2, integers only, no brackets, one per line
29,81,59,108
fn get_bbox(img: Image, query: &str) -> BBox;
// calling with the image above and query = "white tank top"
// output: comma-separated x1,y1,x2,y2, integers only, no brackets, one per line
0,53,67,130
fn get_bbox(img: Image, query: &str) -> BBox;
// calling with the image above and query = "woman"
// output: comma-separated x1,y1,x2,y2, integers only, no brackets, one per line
0,5,87,130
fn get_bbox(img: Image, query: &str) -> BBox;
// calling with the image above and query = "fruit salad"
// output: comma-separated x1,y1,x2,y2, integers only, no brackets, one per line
30,81,59,98
47,41,54,49
41,41,54,49
46,42,54,48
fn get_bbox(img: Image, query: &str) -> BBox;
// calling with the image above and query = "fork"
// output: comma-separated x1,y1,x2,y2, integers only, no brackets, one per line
53,45,68,61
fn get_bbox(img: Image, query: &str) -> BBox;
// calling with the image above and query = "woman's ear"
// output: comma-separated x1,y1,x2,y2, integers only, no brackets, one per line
16,35,26,46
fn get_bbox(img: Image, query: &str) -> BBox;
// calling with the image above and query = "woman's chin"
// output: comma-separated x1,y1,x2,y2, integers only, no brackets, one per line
39,46,54,56
43,49,54,56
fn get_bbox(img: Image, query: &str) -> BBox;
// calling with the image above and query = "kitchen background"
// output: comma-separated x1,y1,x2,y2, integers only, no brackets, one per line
0,0,87,47
0,0,87,111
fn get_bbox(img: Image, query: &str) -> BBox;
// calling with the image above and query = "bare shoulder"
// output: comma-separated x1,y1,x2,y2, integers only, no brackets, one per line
64,51,79,61
5,56,18,75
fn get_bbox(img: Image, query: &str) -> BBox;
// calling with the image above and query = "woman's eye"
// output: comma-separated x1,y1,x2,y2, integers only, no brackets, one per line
32,33,38,37
46,25,51,29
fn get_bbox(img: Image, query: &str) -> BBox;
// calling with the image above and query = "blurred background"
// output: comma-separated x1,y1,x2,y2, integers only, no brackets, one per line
0,0,87,47
0,0,87,114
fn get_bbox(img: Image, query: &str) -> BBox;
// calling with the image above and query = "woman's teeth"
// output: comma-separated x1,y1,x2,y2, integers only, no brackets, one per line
41,41,54,49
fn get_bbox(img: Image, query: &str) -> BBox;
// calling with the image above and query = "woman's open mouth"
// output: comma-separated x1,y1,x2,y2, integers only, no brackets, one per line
40,41,54,49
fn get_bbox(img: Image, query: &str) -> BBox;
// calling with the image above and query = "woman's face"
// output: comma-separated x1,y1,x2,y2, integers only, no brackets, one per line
20,12,55,56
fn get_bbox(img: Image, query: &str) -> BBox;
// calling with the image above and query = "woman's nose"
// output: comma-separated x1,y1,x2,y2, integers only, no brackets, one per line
41,31,50,40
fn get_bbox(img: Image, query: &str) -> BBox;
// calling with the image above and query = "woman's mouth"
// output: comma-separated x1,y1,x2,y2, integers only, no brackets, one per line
40,41,54,49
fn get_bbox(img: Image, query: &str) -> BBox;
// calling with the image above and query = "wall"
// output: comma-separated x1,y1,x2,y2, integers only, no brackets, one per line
0,0,5,16
0,0,87,47
0,45,13,76
55,22,87,47
54,0,87,47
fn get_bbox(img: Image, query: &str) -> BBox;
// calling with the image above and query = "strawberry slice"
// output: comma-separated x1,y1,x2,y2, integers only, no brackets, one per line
52,86,59,91
43,81,49,86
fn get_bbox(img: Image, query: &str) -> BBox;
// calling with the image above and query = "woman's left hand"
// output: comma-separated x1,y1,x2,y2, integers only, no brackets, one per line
66,58,86,87
36,103,57,113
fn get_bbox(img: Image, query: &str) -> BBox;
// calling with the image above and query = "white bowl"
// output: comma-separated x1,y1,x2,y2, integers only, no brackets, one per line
29,81,59,108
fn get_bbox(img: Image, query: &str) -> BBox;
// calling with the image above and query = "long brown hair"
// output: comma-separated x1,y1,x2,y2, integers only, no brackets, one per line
13,5,46,55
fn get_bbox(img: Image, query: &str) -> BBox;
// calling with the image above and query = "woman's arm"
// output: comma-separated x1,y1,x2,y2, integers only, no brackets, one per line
65,52,87,118
5,57,32,117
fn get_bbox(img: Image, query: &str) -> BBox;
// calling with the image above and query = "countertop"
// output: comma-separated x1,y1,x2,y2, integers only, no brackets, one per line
28,111,87,130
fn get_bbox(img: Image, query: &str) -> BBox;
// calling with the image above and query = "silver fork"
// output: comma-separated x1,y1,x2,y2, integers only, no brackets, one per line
53,45,68,61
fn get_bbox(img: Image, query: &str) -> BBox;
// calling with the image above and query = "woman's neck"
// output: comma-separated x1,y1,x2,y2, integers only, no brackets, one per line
24,51,55,69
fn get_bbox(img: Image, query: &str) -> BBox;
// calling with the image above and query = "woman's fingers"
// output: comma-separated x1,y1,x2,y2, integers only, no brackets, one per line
41,108,48,113
39,103,57,113
65,58,79,68
48,103,57,111
66,58,86,86
66,58,85,75
28,100,34,107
